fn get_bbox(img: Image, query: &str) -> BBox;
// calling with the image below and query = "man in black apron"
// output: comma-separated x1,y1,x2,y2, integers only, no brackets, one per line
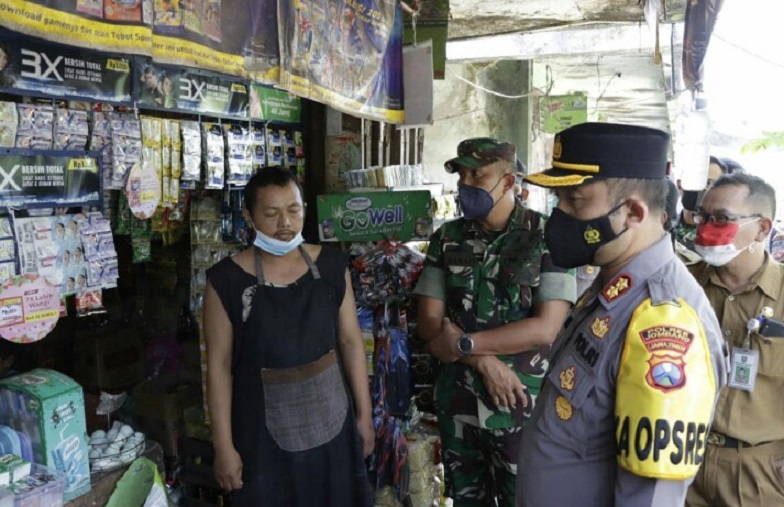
203,167,374,506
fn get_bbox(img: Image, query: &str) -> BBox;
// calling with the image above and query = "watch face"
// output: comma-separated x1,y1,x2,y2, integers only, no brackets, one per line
458,335,472,354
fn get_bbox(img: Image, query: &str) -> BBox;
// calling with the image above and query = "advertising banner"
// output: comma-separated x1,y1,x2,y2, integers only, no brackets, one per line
0,35,133,103
0,274,60,343
278,0,404,123
539,94,588,134
317,190,432,242
151,0,279,80
250,84,301,123
133,59,249,117
0,0,153,56
402,0,448,79
0,151,101,208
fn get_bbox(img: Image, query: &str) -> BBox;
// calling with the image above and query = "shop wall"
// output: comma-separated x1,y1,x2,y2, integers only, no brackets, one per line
422,61,531,192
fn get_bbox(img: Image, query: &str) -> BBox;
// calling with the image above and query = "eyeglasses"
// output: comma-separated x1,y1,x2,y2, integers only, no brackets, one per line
693,212,762,227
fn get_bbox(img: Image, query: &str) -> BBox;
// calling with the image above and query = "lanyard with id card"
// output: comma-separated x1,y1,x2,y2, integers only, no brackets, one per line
730,306,782,391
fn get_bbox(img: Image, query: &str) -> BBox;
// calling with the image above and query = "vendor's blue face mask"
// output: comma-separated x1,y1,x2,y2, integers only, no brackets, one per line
458,177,505,220
253,228,304,256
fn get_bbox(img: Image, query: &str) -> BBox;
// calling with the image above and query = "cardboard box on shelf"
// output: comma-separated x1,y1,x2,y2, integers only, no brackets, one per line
0,370,90,502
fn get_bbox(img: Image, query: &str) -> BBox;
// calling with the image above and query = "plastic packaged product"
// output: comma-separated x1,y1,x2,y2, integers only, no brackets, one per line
266,126,282,166
202,124,225,189
251,125,266,171
0,454,31,483
7,463,66,507
0,485,11,507
0,102,19,148
15,104,54,150
110,119,143,190
54,110,89,151
190,220,222,244
181,121,202,181
75,289,105,317
224,124,252,186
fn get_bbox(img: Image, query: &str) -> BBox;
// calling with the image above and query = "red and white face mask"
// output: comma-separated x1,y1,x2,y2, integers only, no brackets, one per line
694,219,760,266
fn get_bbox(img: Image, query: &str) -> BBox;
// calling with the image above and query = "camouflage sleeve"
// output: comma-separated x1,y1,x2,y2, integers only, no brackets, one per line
534,250,576,305
413,227,447,301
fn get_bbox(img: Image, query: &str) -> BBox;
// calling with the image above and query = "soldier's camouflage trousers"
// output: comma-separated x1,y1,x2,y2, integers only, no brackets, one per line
437,415,523,507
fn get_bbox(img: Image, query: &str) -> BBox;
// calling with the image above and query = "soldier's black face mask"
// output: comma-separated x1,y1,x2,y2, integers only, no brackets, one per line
544,201,628,269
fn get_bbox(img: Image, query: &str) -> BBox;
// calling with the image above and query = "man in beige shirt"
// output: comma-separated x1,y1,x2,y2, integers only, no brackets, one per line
686,173,784,506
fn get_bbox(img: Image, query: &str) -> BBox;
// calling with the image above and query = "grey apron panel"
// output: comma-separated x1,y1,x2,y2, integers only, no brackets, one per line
261,349,349,452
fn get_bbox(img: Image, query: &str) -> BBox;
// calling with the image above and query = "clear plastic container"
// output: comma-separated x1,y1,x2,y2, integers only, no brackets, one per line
0,487,13,507
7,464,65,507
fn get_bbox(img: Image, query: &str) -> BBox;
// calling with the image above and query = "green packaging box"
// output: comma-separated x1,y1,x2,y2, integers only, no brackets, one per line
0,454,31,483
0,369,91,501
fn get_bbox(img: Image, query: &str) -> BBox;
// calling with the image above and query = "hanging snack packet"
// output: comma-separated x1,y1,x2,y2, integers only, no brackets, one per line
111,117,143,190
54,109,89,150
202,123,225,189
251,124,266,171
16,104,54,150
115,192,133,235
224,124,252,186
0,102,19,148
75,289,106,317
181,121,202,181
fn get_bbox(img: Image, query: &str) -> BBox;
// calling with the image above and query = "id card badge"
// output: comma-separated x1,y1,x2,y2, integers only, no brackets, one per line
728,347,759,391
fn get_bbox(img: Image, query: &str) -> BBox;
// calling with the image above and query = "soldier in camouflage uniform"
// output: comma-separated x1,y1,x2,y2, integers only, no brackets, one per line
414,138,576,507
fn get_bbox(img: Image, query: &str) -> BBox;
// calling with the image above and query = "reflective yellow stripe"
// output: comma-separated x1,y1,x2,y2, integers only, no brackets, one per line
552,161,601,173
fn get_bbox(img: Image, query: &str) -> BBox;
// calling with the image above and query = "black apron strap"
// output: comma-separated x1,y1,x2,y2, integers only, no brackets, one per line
254,245,320,286
255,247,265,286
298,245,321,280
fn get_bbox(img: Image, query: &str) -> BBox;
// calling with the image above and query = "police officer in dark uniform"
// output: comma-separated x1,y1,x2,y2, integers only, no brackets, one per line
516,123,728,507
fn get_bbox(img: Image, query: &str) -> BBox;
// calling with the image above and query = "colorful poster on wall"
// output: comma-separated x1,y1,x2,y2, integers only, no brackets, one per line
133,59,249,117
539,94,588,134
325,133,361,193
317,190,432,242
250,85,301,123
278,0,404,123
0,0,152,56
151,0,279,80
0,152,101,208
0,35,133,103
402,0,448,79
0,274,60,343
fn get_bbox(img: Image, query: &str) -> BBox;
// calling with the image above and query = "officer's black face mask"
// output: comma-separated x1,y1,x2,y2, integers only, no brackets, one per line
544,201,628,269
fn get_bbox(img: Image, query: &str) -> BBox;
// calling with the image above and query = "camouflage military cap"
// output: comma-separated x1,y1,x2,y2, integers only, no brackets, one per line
444,138,525,174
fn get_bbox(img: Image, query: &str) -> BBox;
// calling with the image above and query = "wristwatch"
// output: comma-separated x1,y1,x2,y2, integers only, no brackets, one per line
457,333,474,356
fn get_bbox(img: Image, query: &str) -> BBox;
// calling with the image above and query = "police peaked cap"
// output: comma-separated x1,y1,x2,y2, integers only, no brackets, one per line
525,122,670,188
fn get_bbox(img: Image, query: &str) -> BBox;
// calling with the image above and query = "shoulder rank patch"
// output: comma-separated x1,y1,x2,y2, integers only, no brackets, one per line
559,367,575,391
603,274,632,302
591,316,610,339
555,396,573,421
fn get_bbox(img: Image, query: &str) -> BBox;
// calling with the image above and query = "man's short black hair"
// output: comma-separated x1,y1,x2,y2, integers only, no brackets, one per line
710,173,776,219
709,156,744,175
244,167,304,214
605,177,669,215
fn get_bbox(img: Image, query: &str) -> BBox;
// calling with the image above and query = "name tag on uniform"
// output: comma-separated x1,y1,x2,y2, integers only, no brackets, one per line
728,347,759,392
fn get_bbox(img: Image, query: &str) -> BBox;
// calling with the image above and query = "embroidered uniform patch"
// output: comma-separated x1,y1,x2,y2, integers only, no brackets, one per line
640,325,695,393
559,367,575,391
591,316,610,339
555,395,573,421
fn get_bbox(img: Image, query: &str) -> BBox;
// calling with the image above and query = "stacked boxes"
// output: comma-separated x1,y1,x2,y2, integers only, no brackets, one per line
0,370,90,502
